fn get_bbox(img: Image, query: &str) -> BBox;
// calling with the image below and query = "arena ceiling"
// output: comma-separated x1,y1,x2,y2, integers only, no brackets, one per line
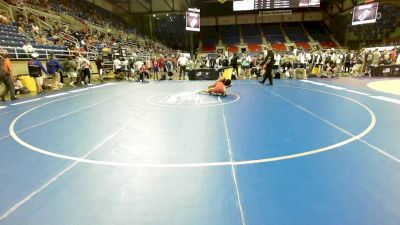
103,0,341,16
105,0,335,14
100,0,400,16
105,0,202,14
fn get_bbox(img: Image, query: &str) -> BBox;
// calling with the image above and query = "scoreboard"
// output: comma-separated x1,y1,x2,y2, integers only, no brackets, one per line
234,0,320,11
254,0,320,9
186,8,200,32
352,2,379,25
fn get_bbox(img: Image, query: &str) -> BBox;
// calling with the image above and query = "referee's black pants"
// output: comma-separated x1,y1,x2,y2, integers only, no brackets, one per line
0,75,16,100
261,68,273,85
179,66,186,80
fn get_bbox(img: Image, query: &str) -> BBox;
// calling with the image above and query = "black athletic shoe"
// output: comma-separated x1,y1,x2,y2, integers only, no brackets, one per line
259,81,264,84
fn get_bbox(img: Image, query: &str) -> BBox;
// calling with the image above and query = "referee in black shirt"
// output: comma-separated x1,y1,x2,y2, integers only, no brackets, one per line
259,49,275,86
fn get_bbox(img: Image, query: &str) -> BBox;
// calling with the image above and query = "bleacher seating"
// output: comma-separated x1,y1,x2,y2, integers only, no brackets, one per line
0,0,172,62
303,22,336,48
0,24,25,47
320,41,337,48
271,43,287,52
198,22,343,53
200,24,287,53
242,25,262,44
155,15,186,49
1,24,39,58
221,25,240,45
247,44,262,53
296,42,311,50
226,45,238,53
283,23,309,42
202,26,218,51
303,22,331,41
0,24,68,58
202,46,216,53
261,24,286,44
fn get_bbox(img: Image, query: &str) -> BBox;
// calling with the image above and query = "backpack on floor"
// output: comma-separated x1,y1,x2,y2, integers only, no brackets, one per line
19,87,30,94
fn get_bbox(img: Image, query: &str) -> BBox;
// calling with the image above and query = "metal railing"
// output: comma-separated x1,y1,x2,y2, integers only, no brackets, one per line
0,46,98,60
59,13,84,31
20,4,61,26
136,52,150,61
87,22,108,34
18,30,32,40
21,7,54,33
0,0,13,19
0,1,154,62
5,3,81,48
21,3,49,12
0,8,9,19
57,5,75,18
0,45,152,62
14,5,28,23
60,31,79,47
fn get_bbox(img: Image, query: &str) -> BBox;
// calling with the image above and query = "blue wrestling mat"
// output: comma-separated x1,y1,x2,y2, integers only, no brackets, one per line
0,79,399,225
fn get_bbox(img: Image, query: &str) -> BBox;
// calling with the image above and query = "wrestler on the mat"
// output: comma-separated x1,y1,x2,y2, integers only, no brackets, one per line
199,77,231,97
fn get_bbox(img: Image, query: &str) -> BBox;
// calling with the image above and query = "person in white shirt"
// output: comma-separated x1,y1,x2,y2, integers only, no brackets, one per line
312,51,321,66
77,55,92,85
305,52,312,63
274,53,281,67
297,51,306,68
371,49,381,67
113,58,123,80
134,59,144,79
122,58,129,70
273,53,281,78
336,52,344,73
205,57,210,68
177,54,188,80
134,60,144,73
242,53,252,79
321,52,326,65
216,55,222,68
121,58,130,79
330,52,337,63
113,58,122,70
22,42,34,58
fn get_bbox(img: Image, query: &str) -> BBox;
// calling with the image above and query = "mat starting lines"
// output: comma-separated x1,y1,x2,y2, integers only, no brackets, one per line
0,83,117,109
300,80,400,105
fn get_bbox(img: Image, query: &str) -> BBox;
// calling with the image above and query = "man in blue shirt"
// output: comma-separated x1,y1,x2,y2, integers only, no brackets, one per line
46,53,64,90
28,53,49,94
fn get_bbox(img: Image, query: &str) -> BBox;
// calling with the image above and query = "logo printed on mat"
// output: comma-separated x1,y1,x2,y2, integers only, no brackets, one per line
147,92,240,107
161,92,218,105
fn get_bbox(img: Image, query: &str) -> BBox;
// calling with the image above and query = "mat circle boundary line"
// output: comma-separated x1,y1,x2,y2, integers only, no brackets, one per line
9,85,376,168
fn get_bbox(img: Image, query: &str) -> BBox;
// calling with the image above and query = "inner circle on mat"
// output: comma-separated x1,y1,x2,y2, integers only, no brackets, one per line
146,91,240,107
9,85,376,168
